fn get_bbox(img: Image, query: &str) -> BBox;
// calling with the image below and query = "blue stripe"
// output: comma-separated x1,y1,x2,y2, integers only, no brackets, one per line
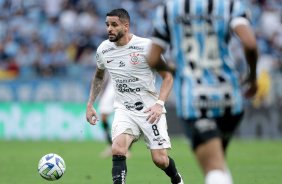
232,1,246,18
221,0,243,114
195,0,203,57
174,0,195,118
174,73,183,117
226,1,244,114
172,0,184,118
218,0,225,43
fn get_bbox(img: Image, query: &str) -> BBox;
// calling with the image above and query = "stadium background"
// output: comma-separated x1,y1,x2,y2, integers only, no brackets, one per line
0,0,281,141
0,0,281,184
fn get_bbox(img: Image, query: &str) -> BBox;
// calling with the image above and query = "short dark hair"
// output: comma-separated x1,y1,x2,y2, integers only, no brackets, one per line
106,8,130,24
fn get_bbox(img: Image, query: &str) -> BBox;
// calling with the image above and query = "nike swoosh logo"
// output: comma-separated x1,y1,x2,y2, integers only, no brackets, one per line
107,59,114,63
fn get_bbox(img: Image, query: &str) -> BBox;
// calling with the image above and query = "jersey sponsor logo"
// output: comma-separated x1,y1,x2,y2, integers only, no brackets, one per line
116,84,140,93
193,99,235,108
129,53,140,65
107,59,114,63
129,46,144,51
115,78,138,84
175,14,223,24
124,101,144,111
194,119,217,133
102,47,114,54
134,102,144,111
119,61,125,67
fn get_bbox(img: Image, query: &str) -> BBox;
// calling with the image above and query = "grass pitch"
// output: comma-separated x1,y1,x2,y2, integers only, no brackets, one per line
0,138,281,184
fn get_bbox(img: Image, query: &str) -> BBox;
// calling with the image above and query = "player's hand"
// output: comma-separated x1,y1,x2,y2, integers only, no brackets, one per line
86,105,99,125
242,80,257,99
144,104,163,124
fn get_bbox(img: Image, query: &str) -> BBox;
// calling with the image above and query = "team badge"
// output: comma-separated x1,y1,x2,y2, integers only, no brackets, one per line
129,53,140,65
111,124,119,136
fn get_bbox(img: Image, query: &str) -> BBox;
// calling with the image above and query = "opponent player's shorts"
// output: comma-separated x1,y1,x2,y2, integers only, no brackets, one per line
182,112,244,150
111,109,171,150
99,80,115,114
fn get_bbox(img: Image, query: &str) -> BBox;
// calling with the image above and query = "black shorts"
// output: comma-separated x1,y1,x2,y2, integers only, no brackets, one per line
182,112,244,151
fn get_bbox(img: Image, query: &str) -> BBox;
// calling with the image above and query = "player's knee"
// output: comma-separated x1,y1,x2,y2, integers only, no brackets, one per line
152,155,169,168
111,144,126,156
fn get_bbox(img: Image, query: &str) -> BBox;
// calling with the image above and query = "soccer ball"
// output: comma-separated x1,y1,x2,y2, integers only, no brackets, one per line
38,153,66,181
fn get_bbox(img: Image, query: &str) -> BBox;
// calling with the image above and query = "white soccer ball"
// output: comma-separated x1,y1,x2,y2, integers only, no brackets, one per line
38,153,66,181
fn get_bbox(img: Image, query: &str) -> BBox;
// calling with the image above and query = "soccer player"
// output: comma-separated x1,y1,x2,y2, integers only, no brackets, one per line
148,1,258,184
86,8,184,184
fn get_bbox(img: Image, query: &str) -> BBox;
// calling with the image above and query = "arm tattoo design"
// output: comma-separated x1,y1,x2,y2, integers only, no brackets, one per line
87,68,106,106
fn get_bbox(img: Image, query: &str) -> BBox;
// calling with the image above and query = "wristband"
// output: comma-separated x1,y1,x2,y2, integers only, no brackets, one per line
156,100,165,106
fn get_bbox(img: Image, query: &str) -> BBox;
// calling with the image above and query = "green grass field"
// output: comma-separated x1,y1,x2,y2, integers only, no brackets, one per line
0,138,281,184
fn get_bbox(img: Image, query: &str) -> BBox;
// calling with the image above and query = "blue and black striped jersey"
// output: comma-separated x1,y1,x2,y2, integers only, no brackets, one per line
151,0,250,119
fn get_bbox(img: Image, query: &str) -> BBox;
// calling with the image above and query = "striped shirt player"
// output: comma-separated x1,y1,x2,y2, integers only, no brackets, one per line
152,0,252,120
148,1,258,184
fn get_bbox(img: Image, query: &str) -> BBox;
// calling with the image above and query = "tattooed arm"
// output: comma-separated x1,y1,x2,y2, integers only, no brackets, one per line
86,67,106,125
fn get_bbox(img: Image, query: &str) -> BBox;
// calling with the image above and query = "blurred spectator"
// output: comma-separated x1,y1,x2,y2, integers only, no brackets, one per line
59,3,78,33
43,0,63,18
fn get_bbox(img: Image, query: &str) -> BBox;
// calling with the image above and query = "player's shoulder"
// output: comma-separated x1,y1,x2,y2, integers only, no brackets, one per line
132,35,152,48
133,35,152,43
96,39,114,55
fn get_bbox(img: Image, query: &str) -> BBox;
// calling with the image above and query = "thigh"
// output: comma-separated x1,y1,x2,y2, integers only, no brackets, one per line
111,110,141,142
195,138,225,174
139,114,172,150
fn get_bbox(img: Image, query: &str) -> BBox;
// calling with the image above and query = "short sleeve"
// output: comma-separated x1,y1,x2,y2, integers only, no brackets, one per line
96,47,105,70
229,0,251,31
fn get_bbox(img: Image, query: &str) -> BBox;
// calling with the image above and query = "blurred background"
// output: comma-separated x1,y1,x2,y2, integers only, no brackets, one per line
0,0,281,142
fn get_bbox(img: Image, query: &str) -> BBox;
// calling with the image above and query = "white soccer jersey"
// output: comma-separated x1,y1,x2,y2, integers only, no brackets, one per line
96,35,166,116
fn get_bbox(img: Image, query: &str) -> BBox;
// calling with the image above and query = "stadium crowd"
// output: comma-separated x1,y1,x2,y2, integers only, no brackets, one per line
0,0,281,105
0,0,163,78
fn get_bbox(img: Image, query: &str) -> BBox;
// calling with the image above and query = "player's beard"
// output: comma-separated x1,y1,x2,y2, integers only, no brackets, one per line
108,30,124,42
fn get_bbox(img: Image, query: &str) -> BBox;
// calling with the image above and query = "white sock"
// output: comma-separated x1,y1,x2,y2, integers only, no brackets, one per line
224,165,233,184
205,170,231,184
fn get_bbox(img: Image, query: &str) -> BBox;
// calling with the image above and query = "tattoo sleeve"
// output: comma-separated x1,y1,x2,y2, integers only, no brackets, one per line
87,67,106,106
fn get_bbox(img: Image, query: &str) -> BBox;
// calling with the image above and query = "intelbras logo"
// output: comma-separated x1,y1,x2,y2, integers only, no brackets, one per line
124,101,144,111
129,46,144,51
102,47,114,54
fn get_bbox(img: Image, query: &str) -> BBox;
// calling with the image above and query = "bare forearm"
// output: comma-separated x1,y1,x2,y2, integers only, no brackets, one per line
87,69,106,106
234,25,258,82
244,46,258,81
158,72,173,102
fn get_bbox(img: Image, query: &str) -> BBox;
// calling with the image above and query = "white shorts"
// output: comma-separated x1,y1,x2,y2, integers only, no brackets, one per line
111,109,171,150
99,80,115,114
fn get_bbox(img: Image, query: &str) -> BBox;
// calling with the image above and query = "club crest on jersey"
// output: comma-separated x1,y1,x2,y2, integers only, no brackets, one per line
129,53,140,65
